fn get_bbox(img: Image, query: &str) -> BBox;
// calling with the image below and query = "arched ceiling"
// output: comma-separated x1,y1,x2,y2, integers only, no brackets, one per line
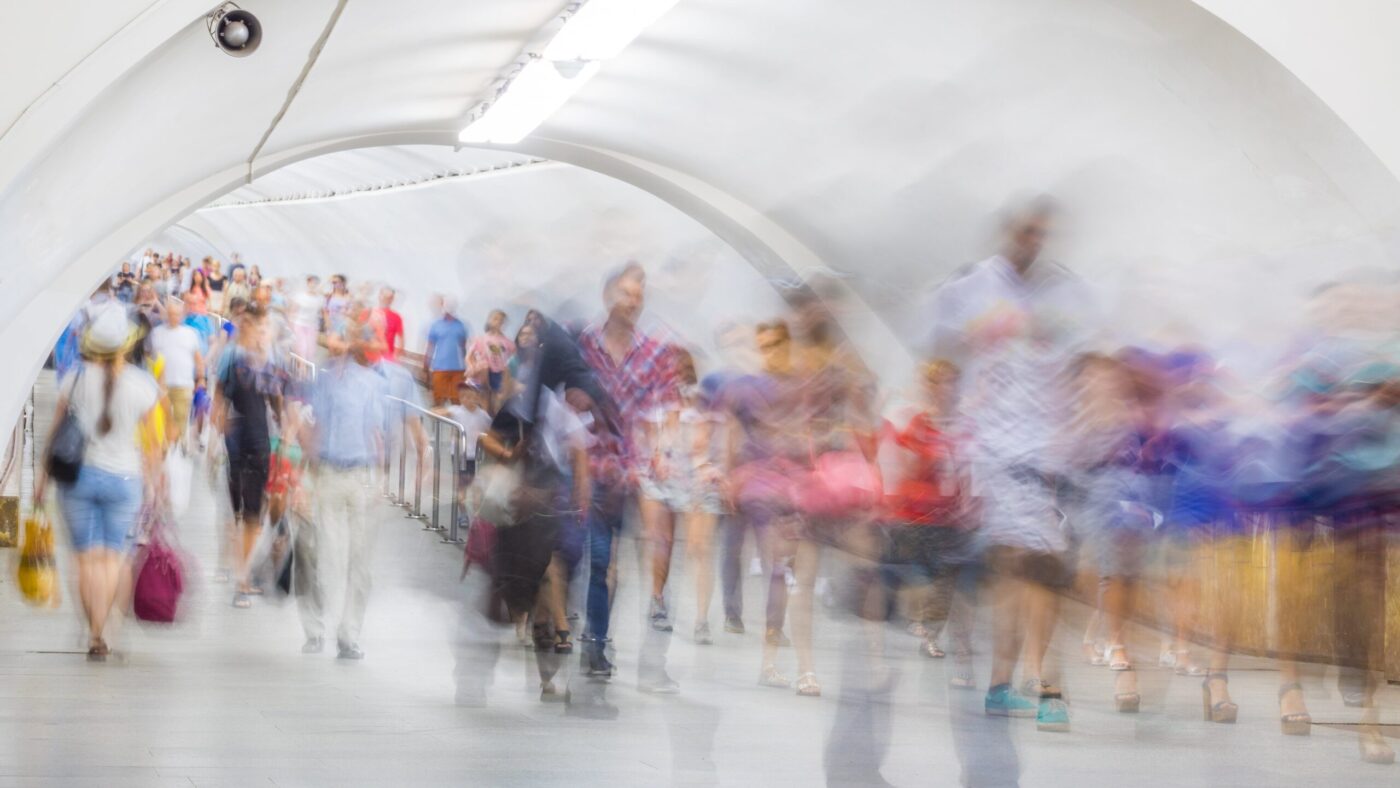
152,145,791,359
2,0,1400,429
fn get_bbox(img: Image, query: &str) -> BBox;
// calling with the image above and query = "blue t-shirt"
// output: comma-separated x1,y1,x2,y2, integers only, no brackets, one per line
426,316,469,372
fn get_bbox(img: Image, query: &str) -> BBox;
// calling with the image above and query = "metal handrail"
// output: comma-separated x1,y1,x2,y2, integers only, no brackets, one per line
289,352,317,382
385,395,465,543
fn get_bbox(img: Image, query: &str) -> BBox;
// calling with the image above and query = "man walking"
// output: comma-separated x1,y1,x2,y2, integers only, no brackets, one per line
299,329,387,659
149,298,204,449
425,295,469,406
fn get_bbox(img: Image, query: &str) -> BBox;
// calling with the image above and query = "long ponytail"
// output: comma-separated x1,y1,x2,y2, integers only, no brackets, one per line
97,356,117,436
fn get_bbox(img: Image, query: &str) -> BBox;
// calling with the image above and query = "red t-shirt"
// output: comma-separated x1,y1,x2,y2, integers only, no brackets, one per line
886,413,963,525
375,307,404,361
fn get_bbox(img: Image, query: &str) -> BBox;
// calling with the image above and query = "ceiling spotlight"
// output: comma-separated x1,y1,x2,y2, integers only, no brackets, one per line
207,3,262,58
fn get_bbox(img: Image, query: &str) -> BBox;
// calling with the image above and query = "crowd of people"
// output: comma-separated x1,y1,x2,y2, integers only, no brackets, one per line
31,198,1400,784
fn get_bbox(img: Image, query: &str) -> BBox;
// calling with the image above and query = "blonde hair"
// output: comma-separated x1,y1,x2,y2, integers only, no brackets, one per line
922,359,960,385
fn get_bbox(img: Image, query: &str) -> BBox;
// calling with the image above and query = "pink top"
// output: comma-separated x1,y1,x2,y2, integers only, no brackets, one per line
468,332,516,374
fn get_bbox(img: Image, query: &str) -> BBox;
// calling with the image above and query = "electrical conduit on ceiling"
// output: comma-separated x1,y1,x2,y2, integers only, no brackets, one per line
244,0,350,184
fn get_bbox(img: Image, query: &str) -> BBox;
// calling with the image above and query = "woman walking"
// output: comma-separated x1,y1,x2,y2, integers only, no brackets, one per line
38,305,161,660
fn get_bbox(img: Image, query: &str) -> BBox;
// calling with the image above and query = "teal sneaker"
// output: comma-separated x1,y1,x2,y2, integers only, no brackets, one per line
985,683,1037,717
1036,694,1071,732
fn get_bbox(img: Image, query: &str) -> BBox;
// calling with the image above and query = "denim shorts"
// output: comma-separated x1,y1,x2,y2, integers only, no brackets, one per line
58,465,141,553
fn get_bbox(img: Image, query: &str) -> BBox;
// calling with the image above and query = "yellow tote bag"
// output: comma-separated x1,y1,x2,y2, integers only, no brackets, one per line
17,513,58,607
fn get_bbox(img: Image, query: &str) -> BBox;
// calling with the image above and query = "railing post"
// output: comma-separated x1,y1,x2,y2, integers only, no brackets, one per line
411,409,425,520
397,400,408,508
443,426,463,544
426,419,442,531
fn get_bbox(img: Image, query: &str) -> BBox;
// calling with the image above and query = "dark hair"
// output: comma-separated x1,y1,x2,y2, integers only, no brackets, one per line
602,261,645,296
755,319,791,340
97,357,117,436
1001,194,1059,232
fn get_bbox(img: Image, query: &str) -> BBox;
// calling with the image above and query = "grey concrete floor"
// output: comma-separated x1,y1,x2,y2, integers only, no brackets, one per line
0,372,1396,787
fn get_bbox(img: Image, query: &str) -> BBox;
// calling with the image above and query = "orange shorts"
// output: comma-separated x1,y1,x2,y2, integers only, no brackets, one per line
431,370,465,406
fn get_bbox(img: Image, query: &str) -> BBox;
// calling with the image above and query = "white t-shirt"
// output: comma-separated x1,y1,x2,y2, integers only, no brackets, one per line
294,291,322,328
60,363,159,476
446,405,494,458
149,323,202,388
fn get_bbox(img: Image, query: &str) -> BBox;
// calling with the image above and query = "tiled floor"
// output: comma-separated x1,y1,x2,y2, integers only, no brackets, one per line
0,374,1396,786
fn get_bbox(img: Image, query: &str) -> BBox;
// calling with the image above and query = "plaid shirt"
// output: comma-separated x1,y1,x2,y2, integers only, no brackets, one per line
578,324,680,484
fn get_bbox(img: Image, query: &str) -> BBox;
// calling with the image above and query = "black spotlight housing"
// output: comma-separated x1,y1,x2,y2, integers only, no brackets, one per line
207,3,262,58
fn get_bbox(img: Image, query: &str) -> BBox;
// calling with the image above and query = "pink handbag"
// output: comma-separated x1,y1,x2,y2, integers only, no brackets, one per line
790,450,883,518
133,514,185,623
462,517,497,576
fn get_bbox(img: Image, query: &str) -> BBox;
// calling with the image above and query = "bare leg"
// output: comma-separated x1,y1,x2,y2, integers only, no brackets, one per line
1021,581,1058,689
238,514,262,593
686,511,717,627
792,538,820,677
760,524,795,676
641,498,676,601
545,555,569,633
987,549,1026,688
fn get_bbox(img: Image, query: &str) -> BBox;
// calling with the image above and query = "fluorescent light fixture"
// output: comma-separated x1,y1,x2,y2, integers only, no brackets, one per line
544,0,681,61
459,59,601,144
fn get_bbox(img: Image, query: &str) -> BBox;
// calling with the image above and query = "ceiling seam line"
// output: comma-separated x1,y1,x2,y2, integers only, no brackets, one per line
244,0,350,184
203,158,557,209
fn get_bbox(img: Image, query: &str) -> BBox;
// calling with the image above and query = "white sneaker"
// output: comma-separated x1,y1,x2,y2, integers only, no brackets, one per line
748,557,763,577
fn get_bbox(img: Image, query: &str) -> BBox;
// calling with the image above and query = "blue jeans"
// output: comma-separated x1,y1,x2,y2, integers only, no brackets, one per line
59,465,141,553
585,482,626,644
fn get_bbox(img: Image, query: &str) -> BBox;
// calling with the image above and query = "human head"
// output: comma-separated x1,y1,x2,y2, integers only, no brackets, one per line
120,261,131,274
921,359,960,411
165,297,185,326
330,273,347,293
671,347,698,386
82,303,136,363
135,283,156,306
379,287,396,308
515,322,538,351
458,382,486,410
756,320,792,375
1000,194,1057,274
429,293,446,316
306,274,321,292
190,268,207,289
253,284,272,310
486,309,507,333
231,265,247,283
602,262,646,329
209,258,221,274
238,304,267,348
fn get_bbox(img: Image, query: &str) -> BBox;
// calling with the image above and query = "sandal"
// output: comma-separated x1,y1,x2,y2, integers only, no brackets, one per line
1278,682,1312,736
1114,668,1141,713
921,639,946,659
1201,672,1238,723
758,664,791,689
554,630,573,654
1083,639,1106,666
949,650,976,690
232,592,252,609
86,639,109,662
795,672,821,697
1360,729,1396,765
1105,644,1131,672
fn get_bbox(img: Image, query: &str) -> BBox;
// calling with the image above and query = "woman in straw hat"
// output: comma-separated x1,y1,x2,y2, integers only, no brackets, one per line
37,304,161,660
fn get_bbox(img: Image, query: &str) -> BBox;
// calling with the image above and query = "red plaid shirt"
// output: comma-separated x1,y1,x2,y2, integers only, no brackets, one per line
578,324,680,484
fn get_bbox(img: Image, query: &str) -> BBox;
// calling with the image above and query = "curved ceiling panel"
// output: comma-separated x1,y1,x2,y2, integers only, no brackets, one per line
156,151,789,359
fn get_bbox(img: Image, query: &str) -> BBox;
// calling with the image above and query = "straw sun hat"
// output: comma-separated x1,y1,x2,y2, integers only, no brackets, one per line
80,303,139,359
